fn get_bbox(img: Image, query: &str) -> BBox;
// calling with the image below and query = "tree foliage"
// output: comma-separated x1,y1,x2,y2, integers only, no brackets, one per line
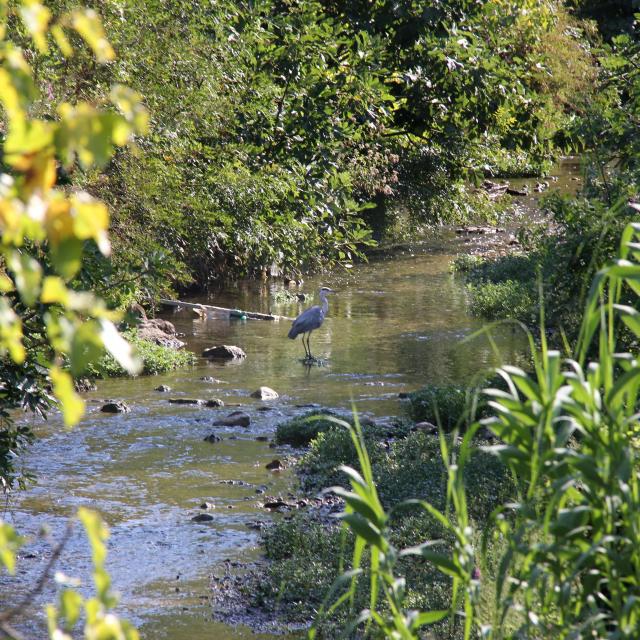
16,0,597,292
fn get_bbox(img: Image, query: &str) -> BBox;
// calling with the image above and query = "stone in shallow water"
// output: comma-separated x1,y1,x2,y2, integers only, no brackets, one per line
213,411,250,427
202,345,246,360
203,433,222,443
191,513,214,522
413,421,438,435
265,459,284,471
205,398,224,408
250,386,279,400
75,378,97,393
100,401,130,414
154,384,171,392
168,398,204,405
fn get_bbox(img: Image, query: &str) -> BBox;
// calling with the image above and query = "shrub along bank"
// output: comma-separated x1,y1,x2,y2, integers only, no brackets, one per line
246,394,513,637
22,0,598,304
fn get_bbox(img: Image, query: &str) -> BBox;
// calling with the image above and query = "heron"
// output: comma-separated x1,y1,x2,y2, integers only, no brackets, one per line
288,286,335,361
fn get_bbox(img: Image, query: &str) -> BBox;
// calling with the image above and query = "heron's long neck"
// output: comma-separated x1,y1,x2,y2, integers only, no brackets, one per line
320,290,329,314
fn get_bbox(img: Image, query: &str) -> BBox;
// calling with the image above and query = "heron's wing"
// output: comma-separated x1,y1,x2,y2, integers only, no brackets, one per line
288,305,323,338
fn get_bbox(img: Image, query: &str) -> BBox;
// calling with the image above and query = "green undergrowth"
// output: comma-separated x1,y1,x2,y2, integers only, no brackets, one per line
274,410,406,448
85,330,197,378
453,252,541,325
404,381,504,430
250,423,514,636
271,290,312,305
406,384,473,429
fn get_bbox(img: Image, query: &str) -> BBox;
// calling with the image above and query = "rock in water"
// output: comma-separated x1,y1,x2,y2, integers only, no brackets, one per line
168,398,204,405
137,318,185,350
205,398,224,408
75,378,97,393
413,421,438,435
265,459,284,471
191,513,214,522
250,386,279,400
212,411,251,427
100,401,130,414
202,345,246,360
155,384,171,392
203,433,222,443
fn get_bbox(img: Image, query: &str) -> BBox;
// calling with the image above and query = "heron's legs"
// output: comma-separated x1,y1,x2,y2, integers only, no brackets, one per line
302,333,311,359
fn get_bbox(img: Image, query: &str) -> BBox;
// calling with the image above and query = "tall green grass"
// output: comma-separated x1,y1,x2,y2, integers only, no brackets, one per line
314,207,640,638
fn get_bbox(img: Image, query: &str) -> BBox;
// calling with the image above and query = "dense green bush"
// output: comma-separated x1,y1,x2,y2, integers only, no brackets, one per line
274,411,346,447
406,384,475,430
457,27,640,344
21,0,598,296
84,331,197,378
253,427,513,636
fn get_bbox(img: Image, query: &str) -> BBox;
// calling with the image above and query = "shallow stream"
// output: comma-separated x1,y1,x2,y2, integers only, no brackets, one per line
2,159,580,639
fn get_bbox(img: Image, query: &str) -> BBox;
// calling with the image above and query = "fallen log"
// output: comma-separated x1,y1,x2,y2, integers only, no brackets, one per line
159,298,293,321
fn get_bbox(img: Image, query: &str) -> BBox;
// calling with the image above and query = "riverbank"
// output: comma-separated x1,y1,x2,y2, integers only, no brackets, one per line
3,229,530,639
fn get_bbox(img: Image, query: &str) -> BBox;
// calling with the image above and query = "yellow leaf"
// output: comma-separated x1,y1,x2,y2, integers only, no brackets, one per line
50,366,85,426
0,68,24,121
110,85,149,135
41,276,70,305
20,0,51,53
0,298,25,363
71,9,115,62
0,273,13,292
51,24,73,57
77,508,109,568
4,120,54,171
70,193,111,255
0,521,24,575
45,198,73,245
99,319,142,375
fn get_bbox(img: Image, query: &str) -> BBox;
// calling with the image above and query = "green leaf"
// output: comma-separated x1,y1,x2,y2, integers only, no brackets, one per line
99,320,142,375
59,588,83,630
0,521,24,574
50,366,85,427
341,513,383,547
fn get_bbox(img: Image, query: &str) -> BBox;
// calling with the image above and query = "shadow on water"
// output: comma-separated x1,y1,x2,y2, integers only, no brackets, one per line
0,159,583,639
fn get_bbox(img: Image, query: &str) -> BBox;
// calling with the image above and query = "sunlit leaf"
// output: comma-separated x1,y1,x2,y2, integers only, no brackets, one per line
59,588,82,630
51,24,73,57
8,250,42,305
0,298,25,363
99,319,142,375
20,0,52,52
0,521,24,574
71,9,115,62
41,276,70,306
50,366,85,426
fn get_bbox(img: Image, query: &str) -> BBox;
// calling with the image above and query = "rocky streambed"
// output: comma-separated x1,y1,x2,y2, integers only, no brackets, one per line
2,161,582,639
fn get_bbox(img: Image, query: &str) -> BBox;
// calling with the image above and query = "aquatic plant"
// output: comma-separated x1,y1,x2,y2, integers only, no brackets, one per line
315,211,640,638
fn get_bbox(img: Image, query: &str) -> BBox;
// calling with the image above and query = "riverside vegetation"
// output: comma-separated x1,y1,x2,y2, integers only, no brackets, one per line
2,0,640,639
246,212,640,638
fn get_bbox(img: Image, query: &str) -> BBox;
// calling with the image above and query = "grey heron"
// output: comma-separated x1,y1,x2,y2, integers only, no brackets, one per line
288,286,335,360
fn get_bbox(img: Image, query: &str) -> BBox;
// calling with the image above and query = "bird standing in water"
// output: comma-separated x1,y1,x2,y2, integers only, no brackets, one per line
288,286,335,361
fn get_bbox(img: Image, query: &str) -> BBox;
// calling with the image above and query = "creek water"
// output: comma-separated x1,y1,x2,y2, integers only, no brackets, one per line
1,159,581,639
